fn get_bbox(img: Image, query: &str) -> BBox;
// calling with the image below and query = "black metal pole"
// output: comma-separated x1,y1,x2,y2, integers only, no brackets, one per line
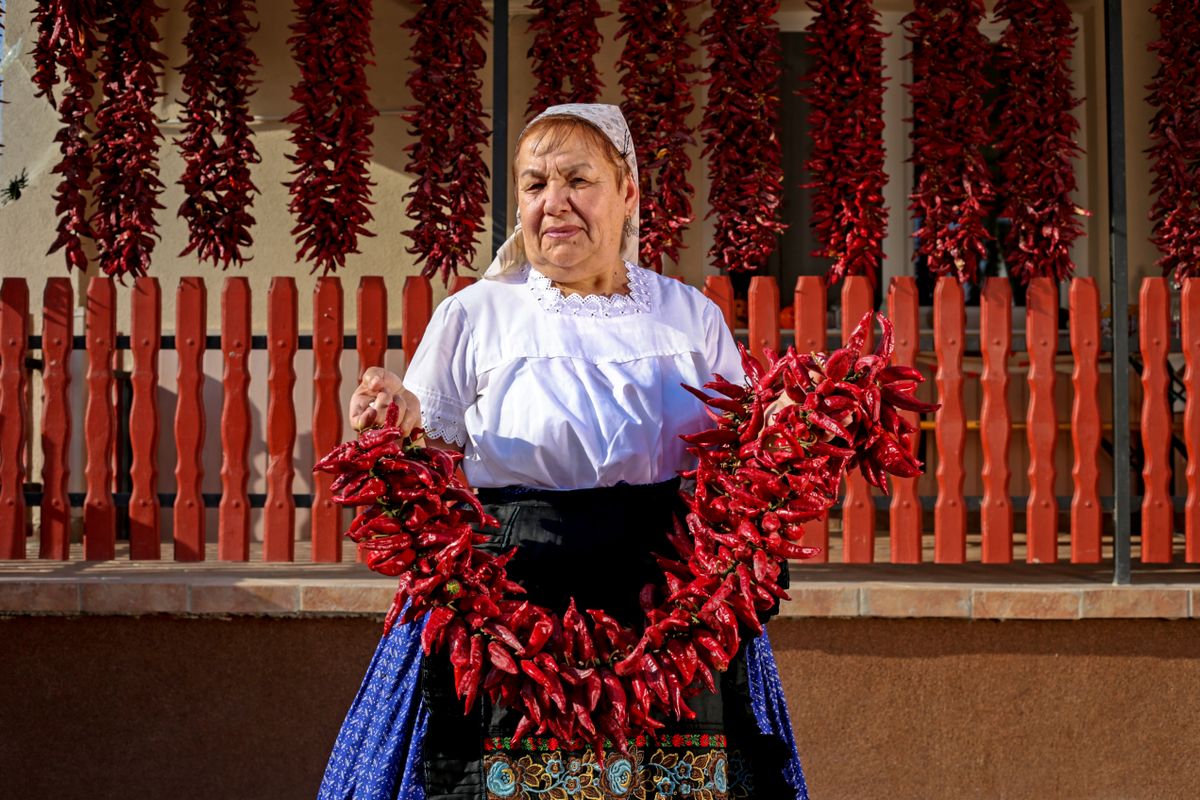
1105,0,1132,585
492,0,510,258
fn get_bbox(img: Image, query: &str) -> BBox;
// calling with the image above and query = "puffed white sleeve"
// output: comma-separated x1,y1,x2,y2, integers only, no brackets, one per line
702,297,747,386
401,296,477,447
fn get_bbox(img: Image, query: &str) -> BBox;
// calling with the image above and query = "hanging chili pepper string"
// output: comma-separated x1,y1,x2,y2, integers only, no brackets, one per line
285,0,377,275
316,314,936,751
89,0,167,279
32,0,99,272
177,0,261,269
700,0,786,275
616,0,699,274
904,0,995,285
526,0,606,119
801,0,888,288
402,0,490,285
1147,0,1200,286
994,0,1086,284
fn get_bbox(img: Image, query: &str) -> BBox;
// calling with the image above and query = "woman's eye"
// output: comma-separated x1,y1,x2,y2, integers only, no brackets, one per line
570,178,589,187
524,182,544,192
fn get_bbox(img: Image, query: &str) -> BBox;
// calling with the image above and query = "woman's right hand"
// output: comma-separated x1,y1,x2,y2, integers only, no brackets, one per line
349,367,422,434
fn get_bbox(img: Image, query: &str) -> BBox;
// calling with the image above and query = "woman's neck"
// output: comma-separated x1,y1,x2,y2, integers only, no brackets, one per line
542,260,630,298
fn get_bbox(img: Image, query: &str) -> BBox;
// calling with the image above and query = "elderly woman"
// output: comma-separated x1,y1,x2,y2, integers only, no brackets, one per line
319,105,807,800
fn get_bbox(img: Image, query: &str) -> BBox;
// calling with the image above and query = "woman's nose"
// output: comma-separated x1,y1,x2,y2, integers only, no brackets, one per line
543,180,570,215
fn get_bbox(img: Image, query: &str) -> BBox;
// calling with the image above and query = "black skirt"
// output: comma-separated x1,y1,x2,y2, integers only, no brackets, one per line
417,481,797,800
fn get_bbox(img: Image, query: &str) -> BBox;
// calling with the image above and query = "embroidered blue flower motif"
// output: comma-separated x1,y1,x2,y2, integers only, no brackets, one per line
547,753,564,775
486,759,517,797
712,754,729,793
605,757,634,796
568,757,582,774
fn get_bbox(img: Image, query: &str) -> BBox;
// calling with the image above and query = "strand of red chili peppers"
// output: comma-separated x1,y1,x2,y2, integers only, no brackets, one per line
401,0,491,285
903,0,995,284
31,0,99,271
1147,0,1200,286
315,314,936,753
800,0,888,287
616,0,699,274
526,0,606,119
176,0,261,269
285,0,377,275
699,0,787,274
993,0,1086,285
89,0,168,279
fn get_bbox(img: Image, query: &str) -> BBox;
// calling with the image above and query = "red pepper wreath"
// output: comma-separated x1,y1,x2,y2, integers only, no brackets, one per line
526,0,607,119
31,0,100,272
1147,0,1200,286
285,0,377,275
89,0,169,279
401,0,491,284
616,0,700,274
801,0,888,287
315,312,936,752
904,0,996,284
699,0,787,274
176,0,261,269
993,0,1087,284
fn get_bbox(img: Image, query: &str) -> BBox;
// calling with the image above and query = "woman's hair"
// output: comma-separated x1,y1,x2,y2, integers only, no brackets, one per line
513,116,632,186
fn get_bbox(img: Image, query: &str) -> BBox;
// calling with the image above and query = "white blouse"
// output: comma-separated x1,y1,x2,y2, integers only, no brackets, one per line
403,262,745,490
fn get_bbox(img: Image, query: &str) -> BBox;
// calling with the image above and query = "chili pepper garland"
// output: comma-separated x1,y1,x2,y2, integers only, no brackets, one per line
526,0,606,119
616,0,699,274
89,0,167,279
800,0,888,287
700,0,787,274
993,0,1086,284
402,0,491,284
1147,0,1200,285
316,313,935,751
176,0,261,269
904,0,996,284
285,0,377,275
31,0,99,272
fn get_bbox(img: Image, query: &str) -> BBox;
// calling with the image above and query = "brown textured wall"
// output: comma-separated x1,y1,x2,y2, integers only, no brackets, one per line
2,616,1198,800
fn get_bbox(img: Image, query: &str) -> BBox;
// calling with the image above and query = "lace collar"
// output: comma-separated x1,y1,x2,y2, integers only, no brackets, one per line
526,261,653,317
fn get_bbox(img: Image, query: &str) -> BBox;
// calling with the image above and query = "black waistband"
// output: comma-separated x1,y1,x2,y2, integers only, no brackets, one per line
475,477,681,507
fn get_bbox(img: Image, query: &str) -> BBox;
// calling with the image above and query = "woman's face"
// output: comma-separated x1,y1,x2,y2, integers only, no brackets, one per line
514,129,637,285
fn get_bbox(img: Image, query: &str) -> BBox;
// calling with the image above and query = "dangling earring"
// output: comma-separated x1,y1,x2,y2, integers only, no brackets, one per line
622,217,635,238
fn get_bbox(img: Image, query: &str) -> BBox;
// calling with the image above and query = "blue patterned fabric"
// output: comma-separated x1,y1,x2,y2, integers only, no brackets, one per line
318,614,429,800
745,631,810,800
319,622,807,799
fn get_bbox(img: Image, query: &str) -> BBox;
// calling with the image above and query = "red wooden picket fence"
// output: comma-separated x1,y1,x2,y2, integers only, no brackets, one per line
0,273,1196,565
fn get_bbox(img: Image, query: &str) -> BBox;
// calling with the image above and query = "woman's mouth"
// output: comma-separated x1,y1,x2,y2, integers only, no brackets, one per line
543,226,580,240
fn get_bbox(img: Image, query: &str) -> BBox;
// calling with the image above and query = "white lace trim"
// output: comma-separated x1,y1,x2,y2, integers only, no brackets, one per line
421,409,467,447
527,261,653,317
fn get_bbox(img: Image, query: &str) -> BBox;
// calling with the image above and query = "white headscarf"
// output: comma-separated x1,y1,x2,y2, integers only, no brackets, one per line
483,103,640,280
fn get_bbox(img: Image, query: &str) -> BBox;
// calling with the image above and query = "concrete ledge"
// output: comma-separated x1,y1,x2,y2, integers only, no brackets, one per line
2,564,1198,620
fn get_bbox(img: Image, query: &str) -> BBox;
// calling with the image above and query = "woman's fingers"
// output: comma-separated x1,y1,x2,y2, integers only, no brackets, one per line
398,389,422,436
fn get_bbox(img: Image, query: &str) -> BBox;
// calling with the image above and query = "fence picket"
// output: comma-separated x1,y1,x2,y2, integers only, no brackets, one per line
402,276,432,367
0,279,28,558
265,278,298,561
313,278,344,562
1184,279,1200,563
794,276,828,562
357,276,388,377
83,279,118,559
703,275,736,332
1069,278,1102,563
39,279,73,559
219,278,252,561
1139,278,1173,563
748,276,780,357
934,278,966,563
129,278,161,559
980,278,1013,563
887,277,922,563
842,276,875,562
174,278,207,561
1026,278,1059,563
